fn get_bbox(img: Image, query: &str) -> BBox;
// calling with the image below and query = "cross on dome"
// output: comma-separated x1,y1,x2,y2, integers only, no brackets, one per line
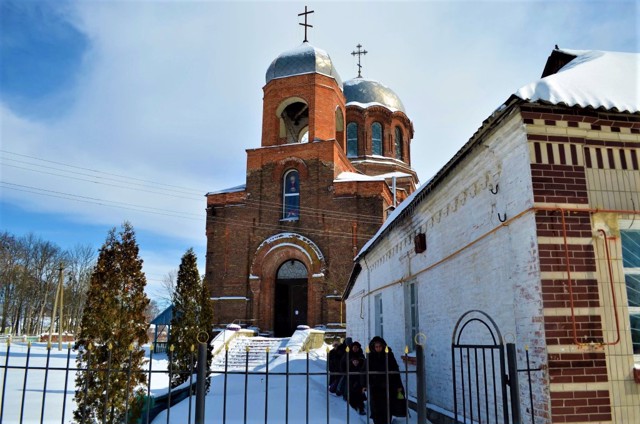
351,43,368,78
298,6,314,43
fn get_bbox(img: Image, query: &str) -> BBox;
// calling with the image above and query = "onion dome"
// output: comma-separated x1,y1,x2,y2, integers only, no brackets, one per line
344,77,405,113
265,42,342,87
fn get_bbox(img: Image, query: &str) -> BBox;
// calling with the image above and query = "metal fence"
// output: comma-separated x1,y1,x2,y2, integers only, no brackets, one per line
0,341,426,424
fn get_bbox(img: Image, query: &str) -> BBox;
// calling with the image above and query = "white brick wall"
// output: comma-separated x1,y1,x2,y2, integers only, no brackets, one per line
346,112,549,420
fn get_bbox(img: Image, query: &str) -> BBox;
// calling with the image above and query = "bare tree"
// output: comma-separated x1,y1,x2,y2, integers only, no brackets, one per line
154,269,177,309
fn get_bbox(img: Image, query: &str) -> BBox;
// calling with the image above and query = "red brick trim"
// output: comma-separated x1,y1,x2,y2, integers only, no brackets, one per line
542,280,600,309
548,352,608,385
550,390,612,422
544,314,603,345
535,210,591,238
531,164,588,204
538,243,596,273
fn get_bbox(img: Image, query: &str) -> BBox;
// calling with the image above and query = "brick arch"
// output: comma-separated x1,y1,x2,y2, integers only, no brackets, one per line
251,233,325,277
272,157,309,182
275,96,308,117
249,233,326,330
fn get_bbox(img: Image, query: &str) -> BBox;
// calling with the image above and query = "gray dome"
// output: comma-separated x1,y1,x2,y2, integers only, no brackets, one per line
344,77,405,113
266,43,342,87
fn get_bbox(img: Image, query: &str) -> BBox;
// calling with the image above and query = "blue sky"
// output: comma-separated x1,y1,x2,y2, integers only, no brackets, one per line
1,0,637,302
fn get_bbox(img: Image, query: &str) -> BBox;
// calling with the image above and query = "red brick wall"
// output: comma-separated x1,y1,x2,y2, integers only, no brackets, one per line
531,164,588,204
205,144,388,330
550,390,612,423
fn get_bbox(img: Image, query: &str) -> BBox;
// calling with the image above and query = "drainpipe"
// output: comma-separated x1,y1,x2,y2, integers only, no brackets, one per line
392,176,397,207
596,229,621,346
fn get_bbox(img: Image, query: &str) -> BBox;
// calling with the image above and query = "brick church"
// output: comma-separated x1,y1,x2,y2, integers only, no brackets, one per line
204,13,418,336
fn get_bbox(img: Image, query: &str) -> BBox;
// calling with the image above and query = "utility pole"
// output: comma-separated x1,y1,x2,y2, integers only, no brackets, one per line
49,262,64,350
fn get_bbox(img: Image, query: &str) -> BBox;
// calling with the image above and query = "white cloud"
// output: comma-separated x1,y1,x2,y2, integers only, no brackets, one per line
1,0,636,299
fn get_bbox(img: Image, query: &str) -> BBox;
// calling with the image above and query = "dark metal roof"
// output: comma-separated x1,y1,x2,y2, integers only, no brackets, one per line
344,77,406,113
265,42,342,87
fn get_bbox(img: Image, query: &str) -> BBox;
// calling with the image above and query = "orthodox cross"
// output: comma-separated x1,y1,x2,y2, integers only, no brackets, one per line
351,44,368,77
298,6,314,42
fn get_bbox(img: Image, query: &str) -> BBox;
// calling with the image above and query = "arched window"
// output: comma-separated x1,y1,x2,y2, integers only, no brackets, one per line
283,170,300,220
395,126,403,160
347,122,358,157
372,122,382,155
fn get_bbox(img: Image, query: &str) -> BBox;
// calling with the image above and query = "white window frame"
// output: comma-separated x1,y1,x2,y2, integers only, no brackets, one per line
620,220,640,363
374,293,383,338
405,281,418,351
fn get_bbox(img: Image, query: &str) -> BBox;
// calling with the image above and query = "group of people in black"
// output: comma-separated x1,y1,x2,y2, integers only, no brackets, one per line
328,336,406,424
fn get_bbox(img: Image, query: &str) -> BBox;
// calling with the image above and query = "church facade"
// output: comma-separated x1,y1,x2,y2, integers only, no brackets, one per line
204,36,418,336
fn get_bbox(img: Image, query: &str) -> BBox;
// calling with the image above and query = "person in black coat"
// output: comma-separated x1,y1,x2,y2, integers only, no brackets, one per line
342,341,367,414
328,339,347,393
364,336,405,424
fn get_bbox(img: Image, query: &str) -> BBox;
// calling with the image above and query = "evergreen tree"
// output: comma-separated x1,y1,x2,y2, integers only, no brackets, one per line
73,223,150,424
199,272,215,390
169,248,213,388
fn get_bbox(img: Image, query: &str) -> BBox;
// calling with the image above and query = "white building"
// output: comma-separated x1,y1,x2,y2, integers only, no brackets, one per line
344,48,639,424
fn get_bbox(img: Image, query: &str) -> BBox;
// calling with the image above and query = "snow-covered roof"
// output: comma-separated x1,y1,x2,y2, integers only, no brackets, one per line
334,171,385,182
515,49,639,113
353,48,639,264
206,184,246,196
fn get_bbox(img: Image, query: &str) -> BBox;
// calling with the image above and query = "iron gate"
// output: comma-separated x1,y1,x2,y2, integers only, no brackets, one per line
451,310,522,424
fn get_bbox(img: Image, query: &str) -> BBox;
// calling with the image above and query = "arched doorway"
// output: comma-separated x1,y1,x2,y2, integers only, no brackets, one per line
274,260,308,336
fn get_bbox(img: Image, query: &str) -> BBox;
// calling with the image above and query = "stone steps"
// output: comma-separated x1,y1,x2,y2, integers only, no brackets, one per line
212,336,287,369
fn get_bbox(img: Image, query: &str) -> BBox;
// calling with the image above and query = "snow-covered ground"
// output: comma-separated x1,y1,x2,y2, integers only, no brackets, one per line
0,342,419,424
0,342,169,423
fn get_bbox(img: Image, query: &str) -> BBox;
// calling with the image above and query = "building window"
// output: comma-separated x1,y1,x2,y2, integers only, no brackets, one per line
347,122,358,157
405,281,418,350
283,170,300,220
395,126,403,160
372,122,382,156
374,293,383,338
621,228,640,357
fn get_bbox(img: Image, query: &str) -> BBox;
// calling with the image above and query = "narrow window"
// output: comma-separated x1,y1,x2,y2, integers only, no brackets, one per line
283,170,300,220
621,229,640,357
374,293,384,338
347,122,358,157
405,281,419,350
372,122,382,156
395,126,403,160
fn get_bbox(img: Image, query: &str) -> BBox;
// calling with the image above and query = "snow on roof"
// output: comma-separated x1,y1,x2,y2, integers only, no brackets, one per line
515,49,639,113
354,48,639,263
345,100,400,113
375,171,412,179
206,184,246,196
357,182,423,257
334,171,385,182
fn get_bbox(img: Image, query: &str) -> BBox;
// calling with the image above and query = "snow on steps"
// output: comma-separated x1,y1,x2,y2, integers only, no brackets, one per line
210,325,326,370
212,336,287,369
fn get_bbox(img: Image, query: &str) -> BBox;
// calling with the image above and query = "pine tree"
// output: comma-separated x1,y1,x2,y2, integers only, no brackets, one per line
73,223,150,424
169,248,213,388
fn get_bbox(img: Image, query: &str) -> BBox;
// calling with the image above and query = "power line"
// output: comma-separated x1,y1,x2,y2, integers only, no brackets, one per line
0,149,205,195
1,181,380,241
2,150,390,223
1,181,202,220
2,162,203,201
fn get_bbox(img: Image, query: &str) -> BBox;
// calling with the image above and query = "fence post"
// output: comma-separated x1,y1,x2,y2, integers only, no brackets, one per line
195,343,207,424
506,343,521,424
416,344,427,424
